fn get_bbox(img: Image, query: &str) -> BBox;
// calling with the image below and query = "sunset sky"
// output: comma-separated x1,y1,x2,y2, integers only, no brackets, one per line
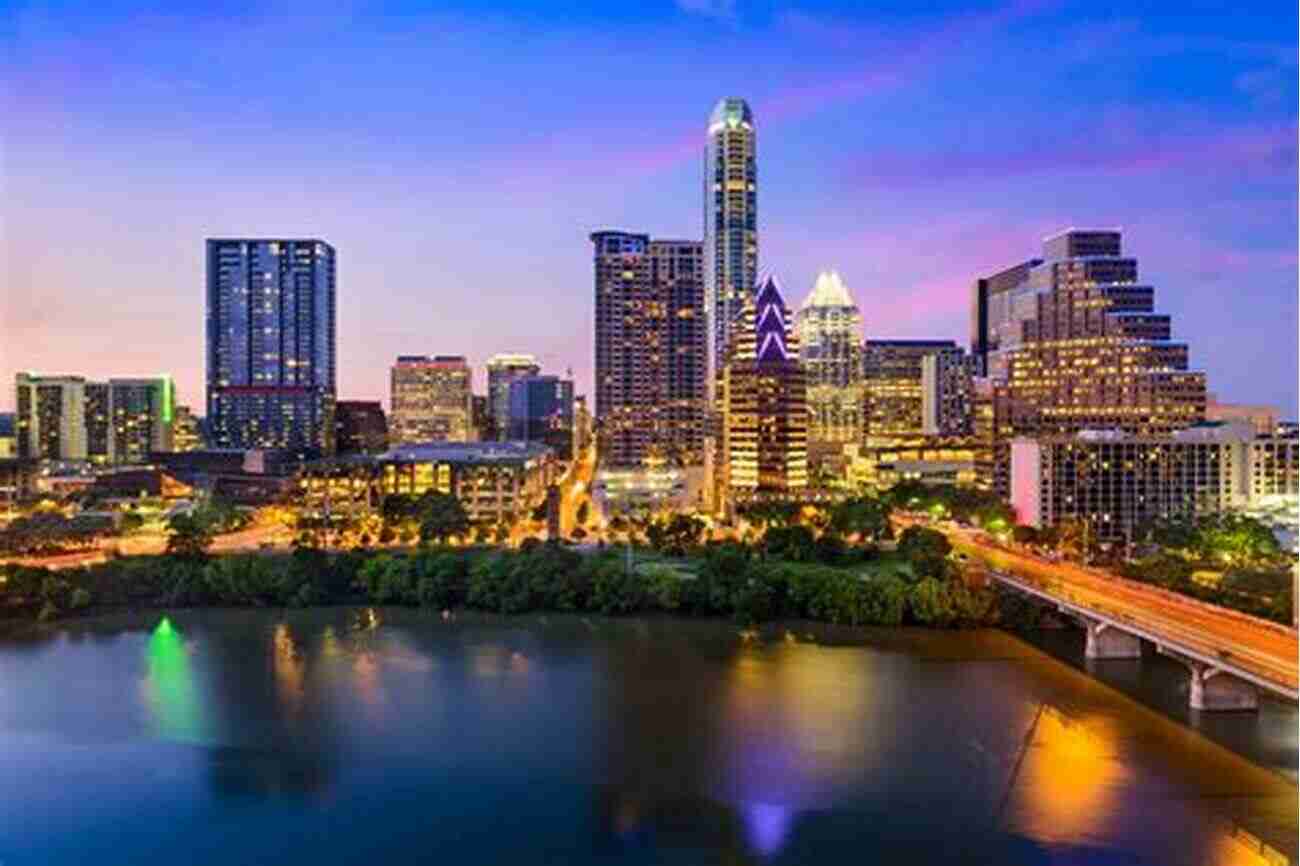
4,0,1297,414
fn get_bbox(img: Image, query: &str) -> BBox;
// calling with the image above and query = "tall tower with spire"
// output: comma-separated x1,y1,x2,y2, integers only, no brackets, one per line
795,271,864,466
704,98,758,396
722,275,807,497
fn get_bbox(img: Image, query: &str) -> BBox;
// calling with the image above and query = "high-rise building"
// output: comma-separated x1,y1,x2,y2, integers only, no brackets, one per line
335,400,389,455
15,374,87,461
862,340,963,440
921,351,974,437
591,231,706,468
507,375,574,455
16,374,173,463
984,229,1206,495
171,405,203,452
485,354,540,441
970,258,1043,376
723,276,807,497
794,271,863,464
104,378,175,464
704,97,757,389
389,355,473,444
206,239,336,455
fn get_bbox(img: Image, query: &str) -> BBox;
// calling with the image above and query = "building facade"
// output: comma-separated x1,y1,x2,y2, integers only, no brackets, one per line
921,351,974,437
591,231,707,468
206,239,336,455
171,405,203,452
845,437,980,491
389,355,473,444
485,354,540,441
507,375,574,456
723,276,807,498
298,441,558,526
1010,426,1253,544
704,98,758,389
794,271,863,465
335,400,389,455
16,374,172,464
862,340,963,441
982,229,1206,496
15,374,87,461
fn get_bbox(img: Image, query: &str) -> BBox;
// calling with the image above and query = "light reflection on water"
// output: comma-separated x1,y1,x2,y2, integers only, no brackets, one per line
0,609,1293,866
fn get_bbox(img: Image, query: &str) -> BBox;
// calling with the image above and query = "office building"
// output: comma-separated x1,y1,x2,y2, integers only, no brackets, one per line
845,437,980,491
1010,424,1257,544
591,231,706,467
507,375,574,455
1249,429,1299,502
335,400,389,455
298,441,558,526
921,351,974,437
206,239,336,455
794,271,863,466
704,98,758,388
390,355,473,444
486,354,540,441
970,259,1042,376
172,405,203,452
863,340,963,440
104,378,175,464
723,275,807,497
983,229,1206,495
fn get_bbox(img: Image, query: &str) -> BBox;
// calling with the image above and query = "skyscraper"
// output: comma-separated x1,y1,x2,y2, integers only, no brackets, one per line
485,354,540,441
794,271,863,463
704,97,757,390
723,276,807,497
389,355,473,444
591,231,706,468
15,374,87,461
983,229,1206,495
206,239,336,455
507,375,575,455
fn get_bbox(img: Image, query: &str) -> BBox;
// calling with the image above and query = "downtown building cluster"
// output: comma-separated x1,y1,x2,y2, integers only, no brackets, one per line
4,100,1296,548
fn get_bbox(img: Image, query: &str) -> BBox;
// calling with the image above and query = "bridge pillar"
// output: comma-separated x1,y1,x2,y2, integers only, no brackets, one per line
1083,620,1142,660
1188,664,1259,712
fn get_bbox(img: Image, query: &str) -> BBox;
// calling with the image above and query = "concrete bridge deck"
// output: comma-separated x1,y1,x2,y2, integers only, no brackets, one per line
910,519,1298,707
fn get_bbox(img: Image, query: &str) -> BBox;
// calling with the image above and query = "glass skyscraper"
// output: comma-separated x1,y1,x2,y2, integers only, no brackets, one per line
206,238,336,455
704,97,757,391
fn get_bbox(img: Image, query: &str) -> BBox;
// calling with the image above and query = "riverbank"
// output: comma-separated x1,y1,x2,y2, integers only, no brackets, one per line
1,540,1018,629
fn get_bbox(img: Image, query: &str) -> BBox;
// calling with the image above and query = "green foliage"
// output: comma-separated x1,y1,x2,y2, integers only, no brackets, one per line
416,493,471,545
897,526,952,580
647,514,707,555
763,525,817,562
828,496,891,542
165,511,216,559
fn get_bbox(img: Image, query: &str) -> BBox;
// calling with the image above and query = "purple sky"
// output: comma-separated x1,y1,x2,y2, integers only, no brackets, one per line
3,1,1297,415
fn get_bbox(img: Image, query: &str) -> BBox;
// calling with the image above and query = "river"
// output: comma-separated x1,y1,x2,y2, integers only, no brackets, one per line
0,609,1294,864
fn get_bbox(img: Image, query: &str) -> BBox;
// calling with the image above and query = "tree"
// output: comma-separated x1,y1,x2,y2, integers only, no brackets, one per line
896,526,952,580
416,493,470,545
166,511,215,559
763,525,817,562
829,496,890,543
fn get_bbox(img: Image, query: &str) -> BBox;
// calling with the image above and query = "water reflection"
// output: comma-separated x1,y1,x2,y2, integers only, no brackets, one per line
0,612,1293,866
141,617,206,744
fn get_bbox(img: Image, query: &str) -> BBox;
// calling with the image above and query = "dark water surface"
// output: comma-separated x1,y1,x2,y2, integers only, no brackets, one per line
1,609,1295,865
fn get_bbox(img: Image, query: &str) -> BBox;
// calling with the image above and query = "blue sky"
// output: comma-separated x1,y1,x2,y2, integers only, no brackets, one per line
3,0,1297,413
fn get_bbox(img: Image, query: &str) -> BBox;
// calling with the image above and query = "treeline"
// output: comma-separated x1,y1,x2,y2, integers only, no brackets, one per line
1,534,1003,629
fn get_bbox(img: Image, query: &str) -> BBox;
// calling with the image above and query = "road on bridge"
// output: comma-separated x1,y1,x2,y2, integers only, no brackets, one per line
901,517,1299,696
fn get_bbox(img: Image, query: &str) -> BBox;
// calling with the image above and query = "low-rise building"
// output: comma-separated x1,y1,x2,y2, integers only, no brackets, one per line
298,441,558,525
844,437,981,491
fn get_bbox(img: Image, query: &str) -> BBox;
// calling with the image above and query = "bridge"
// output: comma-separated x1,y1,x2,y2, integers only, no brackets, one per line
916,520,1299,711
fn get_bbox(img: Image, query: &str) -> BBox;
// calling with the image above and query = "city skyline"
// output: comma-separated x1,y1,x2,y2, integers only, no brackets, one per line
4,1,1297,417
